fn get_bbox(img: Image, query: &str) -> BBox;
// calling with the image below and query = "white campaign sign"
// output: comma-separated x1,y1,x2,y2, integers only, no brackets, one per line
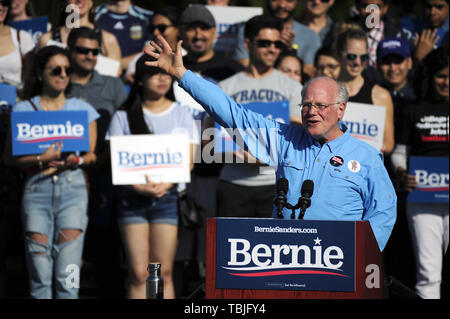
206,5,263,53
341,102,386,151
110,134,190,185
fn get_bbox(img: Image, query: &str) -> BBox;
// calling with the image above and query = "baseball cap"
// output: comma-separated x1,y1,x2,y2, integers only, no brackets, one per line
179,4,216,28
377,37,411,60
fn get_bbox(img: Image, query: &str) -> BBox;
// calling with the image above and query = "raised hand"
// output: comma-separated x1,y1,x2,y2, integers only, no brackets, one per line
144,35,187,80
414,28,440,62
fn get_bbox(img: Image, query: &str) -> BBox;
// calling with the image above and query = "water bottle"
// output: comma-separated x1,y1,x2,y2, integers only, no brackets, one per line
146,262,164,299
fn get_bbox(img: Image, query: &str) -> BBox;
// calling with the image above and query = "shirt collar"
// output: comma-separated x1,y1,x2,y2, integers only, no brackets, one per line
307,123,350,153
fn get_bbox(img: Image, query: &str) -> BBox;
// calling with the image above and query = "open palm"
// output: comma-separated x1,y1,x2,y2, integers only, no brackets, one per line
143,35,186,80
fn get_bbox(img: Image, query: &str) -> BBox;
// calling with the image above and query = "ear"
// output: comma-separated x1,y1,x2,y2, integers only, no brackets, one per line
406,56,413,70
337,102,346,120
244,38,250,53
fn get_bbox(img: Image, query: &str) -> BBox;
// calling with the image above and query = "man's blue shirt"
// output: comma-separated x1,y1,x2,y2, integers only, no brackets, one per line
180,70,397,251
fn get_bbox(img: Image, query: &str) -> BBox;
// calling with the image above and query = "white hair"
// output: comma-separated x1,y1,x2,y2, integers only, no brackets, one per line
301,76,349,105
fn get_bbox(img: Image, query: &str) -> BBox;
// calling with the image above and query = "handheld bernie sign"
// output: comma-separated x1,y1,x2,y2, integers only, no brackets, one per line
110,134,191,185
11,111,89,155
409,156,449,203
341,102,386,151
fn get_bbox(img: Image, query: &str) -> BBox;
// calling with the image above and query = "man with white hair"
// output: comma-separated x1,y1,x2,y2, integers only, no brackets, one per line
144,35,397,252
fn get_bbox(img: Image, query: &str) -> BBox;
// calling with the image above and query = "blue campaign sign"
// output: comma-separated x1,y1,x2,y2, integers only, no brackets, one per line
0,83,17,106
9,16,48,44
408,156,449,203
216,218,356,292
11,111,90,156
214,101,289,153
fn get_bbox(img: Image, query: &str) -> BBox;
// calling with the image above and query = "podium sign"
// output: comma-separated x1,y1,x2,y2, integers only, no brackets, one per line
216,218,355,292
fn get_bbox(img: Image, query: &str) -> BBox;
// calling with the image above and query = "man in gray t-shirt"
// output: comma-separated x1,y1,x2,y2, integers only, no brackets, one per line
216,15,303,219
234,0,321,79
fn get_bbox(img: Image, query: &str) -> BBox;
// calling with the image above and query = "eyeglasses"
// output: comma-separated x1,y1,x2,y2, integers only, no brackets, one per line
346,53,369,62
300,102,341,111
75,46,99,56
0,0,11,7
255,39,285,50
49,66,73,77
149,24,173,34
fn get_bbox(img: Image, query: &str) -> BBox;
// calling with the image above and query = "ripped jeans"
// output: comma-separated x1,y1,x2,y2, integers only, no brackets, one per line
21,169,88,299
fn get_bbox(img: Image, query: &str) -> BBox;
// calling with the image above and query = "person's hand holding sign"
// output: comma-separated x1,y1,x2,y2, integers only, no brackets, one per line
42,141,63,168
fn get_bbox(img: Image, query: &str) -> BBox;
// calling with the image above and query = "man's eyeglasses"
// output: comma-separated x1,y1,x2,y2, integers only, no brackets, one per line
346,53,369,62
255,39,285,50
49,66,73,77
300,102,341,111
149,24,173,34
75,46,100,56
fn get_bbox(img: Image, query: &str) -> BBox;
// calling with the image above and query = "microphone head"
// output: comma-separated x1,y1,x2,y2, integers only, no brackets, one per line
277,178,289,193
301,180,314,197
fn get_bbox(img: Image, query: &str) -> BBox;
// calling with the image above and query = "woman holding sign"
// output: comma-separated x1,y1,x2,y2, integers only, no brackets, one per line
392,47,449,299
107,54,198,299
336,27,395,155
5,45,99,299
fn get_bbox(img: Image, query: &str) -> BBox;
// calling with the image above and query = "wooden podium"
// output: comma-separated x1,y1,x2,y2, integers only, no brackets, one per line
206,218,383,299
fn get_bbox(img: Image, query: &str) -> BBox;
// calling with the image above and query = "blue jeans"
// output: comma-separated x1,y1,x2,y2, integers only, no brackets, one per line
21,169,88,299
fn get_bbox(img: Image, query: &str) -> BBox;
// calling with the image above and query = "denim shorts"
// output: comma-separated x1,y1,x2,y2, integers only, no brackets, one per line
116,187,178,226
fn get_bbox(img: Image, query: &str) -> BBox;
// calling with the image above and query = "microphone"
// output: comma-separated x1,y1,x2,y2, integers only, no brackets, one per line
274,178,289,219
298,180,314,219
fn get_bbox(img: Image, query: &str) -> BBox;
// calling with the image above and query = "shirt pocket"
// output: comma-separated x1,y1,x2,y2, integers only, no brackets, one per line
324,169,365,212
278,159,306,192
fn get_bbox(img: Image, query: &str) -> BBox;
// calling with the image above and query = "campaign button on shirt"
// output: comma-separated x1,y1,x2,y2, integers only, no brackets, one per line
330,155,344,167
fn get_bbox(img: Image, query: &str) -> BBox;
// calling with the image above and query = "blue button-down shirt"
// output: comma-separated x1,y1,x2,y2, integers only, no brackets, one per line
180,70,397,251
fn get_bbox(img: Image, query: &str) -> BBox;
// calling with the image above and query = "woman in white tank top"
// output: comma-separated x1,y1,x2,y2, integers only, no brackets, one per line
0,0,34,87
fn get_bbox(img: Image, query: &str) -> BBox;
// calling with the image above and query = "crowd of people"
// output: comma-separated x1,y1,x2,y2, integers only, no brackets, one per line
0,0,448,300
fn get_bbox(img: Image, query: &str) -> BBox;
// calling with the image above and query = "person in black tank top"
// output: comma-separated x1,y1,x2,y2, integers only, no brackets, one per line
336,27,395,154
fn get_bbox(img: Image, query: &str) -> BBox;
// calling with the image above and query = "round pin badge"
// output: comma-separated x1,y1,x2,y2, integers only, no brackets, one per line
330,156,344,167
348,160,361,173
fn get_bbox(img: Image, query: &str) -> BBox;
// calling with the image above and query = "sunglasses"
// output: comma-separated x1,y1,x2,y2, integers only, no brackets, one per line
49,66,73,77
149,24,173,34
0,0,10,7
255,39,285,49
75,46,99,56
346,53,369,62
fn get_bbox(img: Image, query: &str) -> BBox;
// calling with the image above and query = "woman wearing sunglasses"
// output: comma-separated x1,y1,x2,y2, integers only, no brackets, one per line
337,27,395,155
0,0,34,87
125,6,180,84
5,45,99,299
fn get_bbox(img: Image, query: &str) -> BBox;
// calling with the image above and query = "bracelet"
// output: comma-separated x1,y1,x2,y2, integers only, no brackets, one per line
78,156,84,166
36,155,43,169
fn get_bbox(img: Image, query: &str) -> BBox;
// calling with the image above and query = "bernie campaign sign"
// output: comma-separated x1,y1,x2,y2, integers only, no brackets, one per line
408,156,449,203
110,134,191,185
11,111,89,155
216,218,355,292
